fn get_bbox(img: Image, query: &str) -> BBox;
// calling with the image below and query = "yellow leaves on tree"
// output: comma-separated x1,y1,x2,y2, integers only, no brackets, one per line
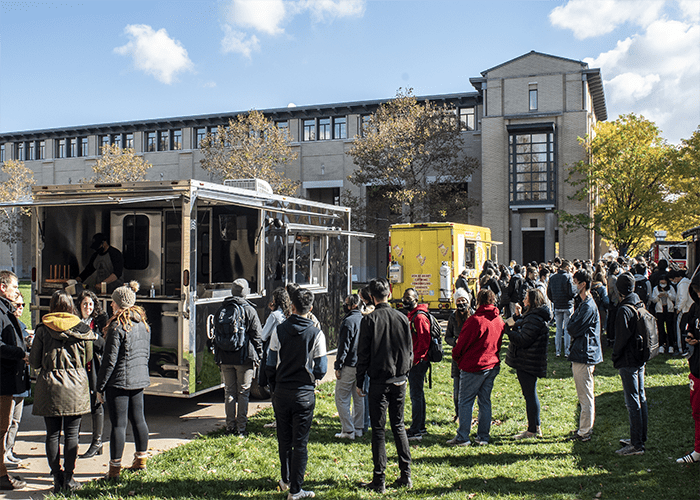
90,144,153,182
199,110,299,196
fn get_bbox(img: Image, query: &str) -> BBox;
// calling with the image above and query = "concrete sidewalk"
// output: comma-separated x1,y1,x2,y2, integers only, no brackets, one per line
4,354,336,499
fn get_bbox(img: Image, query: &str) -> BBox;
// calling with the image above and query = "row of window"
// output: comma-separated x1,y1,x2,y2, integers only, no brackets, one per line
0,107,478,162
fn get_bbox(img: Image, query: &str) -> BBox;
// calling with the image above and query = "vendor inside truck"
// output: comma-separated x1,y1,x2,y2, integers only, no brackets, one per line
76,233,124,294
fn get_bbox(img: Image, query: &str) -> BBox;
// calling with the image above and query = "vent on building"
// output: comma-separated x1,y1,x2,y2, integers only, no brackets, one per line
530,219,538,228
223,178,274,195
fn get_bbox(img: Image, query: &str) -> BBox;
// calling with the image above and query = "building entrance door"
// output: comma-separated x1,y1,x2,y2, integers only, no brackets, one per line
522,231,545,264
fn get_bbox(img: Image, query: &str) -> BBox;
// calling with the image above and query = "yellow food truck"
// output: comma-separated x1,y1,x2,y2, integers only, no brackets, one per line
388,222,500,315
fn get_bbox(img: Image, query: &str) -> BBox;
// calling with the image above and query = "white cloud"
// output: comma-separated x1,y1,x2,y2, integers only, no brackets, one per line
678,0,700,23
221,0,365,58
114,24,194,84
580,16,700,143
221,25,261,58
549,0,664,39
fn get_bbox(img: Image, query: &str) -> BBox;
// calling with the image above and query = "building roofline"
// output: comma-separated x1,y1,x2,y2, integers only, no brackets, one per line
480,50,589,76
0,91,480,141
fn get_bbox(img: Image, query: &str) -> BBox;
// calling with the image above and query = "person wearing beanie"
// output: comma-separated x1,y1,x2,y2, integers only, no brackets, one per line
96,281,151,480
445,288,472,420
212,278,263,437
612,272,648,456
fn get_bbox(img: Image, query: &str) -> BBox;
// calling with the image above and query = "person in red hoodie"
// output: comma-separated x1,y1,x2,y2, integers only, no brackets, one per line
402,288,431,441
447,289,505,446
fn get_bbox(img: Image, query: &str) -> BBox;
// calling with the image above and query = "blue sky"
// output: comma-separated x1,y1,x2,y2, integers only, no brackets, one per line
0,0,698,144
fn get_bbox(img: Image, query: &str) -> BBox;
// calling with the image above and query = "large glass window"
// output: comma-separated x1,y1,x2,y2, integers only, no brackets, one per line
99,135,110,155
158,130,168,151
171,129,182,150
122,214,150,270
16,142,24,161
69,138,77,157
39,140,45,159
318,118,331,140
288,233,328,288
56,140,65,159
333,117,347,139
28,142,36,161
529,89,538,111
0,145,5,162
146,132,156,152
125,133,134,149
459,107,475,131
303,119,316,141
112,134,122,149
509,130,555,205
195,127,207,148
360,114,372,137
80,137,88,157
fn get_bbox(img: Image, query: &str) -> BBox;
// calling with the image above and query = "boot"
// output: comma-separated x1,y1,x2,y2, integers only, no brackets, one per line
130,452,148,471
80,438,103,458
105,460,121,480
81,410,104,458
63,472,82,492
52,470,64,494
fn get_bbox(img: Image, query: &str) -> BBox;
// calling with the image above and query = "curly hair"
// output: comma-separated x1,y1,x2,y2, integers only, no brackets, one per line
271,287,292,318
77,289,104,320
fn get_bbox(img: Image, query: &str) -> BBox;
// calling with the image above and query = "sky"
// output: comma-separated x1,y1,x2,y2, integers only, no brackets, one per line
0,0,698,144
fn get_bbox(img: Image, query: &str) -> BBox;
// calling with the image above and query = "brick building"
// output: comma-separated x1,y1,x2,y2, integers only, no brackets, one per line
0,51,606,279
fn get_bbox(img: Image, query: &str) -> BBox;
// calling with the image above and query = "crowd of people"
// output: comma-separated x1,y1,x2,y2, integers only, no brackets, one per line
2,252,699,498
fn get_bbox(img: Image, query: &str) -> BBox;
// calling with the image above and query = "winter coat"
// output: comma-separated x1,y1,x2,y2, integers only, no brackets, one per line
452,304,505,373
612,293,645,369
356,302,413,386
0,297,30,396
30,312,97,417
214,296,263,366
651,284,676,314
96,310,151,392
335,308,363,370
590,281,609,311
567,295,603,365
445,309,469,377
505,304,552,378
407,303,431,364
547,270,577,310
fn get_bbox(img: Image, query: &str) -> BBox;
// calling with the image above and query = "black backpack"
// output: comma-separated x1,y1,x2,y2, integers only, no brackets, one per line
634,277,650,306
213,301,247,352
625,304,659,362
414,310,443,362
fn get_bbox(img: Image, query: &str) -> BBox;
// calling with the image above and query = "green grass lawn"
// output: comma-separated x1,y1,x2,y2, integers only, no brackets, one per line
55,332,699,500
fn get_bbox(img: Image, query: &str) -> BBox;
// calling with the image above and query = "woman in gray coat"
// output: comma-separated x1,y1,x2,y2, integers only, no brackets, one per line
30,290,97,493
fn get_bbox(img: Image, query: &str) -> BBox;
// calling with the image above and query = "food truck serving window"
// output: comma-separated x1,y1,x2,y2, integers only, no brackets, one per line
288,233,328,289
123,214,149,270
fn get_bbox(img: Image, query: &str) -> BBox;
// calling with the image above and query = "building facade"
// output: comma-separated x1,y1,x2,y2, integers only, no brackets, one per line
0,51,606,279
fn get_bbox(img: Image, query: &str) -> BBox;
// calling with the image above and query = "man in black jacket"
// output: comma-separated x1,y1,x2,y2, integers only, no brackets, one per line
215,279,263,437
0,270,28,490
548,260,577,357
266,288,327,500
356,278,413,493
612,272,648,456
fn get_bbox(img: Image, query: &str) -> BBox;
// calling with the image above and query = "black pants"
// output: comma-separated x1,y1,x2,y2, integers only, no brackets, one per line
273,387,315,495
105,387,149,461
656,309,676,349
368,381,411,480
44,415,82,476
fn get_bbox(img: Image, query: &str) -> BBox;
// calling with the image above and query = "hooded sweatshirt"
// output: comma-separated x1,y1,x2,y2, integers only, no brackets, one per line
266,314,327,392
452,304,505,373
30,312,97,417
407,303,431,364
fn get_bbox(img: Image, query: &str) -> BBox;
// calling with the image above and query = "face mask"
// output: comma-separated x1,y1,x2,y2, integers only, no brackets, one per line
456,302,468,312
343,304,351,313
402,298,416,310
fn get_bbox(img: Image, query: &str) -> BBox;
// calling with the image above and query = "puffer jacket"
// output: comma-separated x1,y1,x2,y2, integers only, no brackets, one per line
96,310,151,392
30,312,97,417
547,270,577,310
567,294,603,365
505,304,551,378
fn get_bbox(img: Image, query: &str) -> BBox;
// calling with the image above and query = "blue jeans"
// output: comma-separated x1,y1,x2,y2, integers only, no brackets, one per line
554,308,573,356
455,365,500,443
273,387,315,495
516,370,540,432
407,360,429,433
618,365,648,450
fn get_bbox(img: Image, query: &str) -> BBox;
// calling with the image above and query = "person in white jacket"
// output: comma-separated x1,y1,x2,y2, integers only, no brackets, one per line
671,269,693,355
651,276,676,354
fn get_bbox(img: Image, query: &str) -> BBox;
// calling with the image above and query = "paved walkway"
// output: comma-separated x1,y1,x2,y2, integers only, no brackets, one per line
4,354,336,499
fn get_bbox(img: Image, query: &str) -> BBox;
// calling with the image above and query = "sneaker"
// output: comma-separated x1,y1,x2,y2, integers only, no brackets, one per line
418,428,428,436
616,444,644,455
288,489,315,500
567,431,592,442
279,480,290,491
474,439,489,446
619,438,631,447
667,346,674,354
0,475,26,490
676,452,700,464
334,431,355,440
264,420,277,428
406,430,423,441
4,452,22,465
354,430,363,438
514,429,539,440
446,437,471,446
392,476,413,489
659,346,665,354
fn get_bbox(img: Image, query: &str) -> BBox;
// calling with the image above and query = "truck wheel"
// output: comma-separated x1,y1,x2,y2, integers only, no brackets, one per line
249,378,270,400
